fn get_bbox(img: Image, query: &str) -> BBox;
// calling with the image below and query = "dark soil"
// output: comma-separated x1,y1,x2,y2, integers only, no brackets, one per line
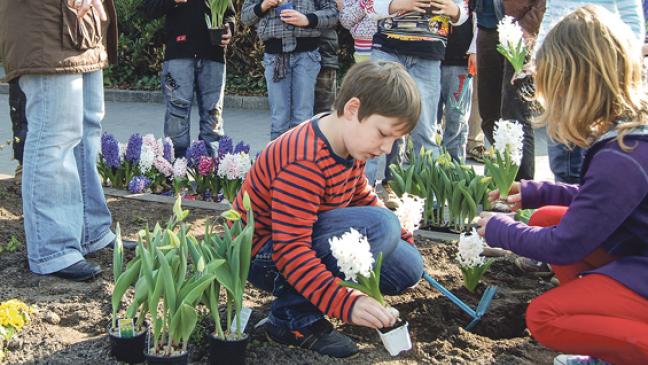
0,178,558,364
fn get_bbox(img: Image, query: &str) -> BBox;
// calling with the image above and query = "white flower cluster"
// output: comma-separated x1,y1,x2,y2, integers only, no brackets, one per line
118,143,127,161
497,16,523,49
456,229,487,268
493,119,524,165
139,144,156,173
218,153,252,180
394,193,425,232
329,228,375,281
173,158,188,179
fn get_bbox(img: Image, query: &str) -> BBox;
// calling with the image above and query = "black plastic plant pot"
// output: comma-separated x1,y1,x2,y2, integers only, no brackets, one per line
144,351,189,365
207,333,250,365
208,28,225,46
108,326,148,364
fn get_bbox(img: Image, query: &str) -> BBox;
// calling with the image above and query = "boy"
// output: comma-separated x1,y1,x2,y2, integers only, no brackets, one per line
233,61,425,358
242,0,338,140
144,0,236,157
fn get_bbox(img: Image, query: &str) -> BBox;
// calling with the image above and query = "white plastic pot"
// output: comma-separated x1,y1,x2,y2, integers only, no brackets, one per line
377,321,412,356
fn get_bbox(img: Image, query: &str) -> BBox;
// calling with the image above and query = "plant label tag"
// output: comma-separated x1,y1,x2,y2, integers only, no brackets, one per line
230,307,252,333
118,318,135,338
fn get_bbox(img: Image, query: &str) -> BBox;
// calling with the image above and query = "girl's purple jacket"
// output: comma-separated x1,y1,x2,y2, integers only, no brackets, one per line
485,127,648,299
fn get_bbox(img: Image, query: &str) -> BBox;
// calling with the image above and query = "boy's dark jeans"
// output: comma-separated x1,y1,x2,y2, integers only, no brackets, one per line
248,206,424,331
476,27,535,180
9,79,28,165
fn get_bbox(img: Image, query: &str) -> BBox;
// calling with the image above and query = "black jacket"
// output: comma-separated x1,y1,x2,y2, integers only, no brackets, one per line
144,0,236,63
443,12,473,66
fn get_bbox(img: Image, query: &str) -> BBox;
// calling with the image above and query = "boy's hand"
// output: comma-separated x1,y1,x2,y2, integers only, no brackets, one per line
336,0,344,11
280,9,309,27
261,0,281,12
388,0,431,14
430,0,459,22
220,24,232,47
350,296,397,329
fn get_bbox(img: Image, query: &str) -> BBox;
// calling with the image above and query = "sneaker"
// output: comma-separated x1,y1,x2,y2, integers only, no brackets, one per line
264,318,359,358
467,145,485,163
514,257,553,277
554,354,611,365
381,183,401,211
14,164,22,186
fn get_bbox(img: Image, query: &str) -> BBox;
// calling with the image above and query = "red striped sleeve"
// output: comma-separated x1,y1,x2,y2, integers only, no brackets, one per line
271,161,360,322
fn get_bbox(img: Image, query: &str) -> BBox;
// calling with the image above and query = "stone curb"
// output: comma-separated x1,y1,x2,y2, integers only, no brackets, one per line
0,174,457,242
0,82,269,110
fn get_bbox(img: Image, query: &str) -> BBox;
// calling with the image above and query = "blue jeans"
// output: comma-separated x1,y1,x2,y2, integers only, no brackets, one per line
19,71,115,274
367,49,442,184
438,65,472,162
161,59,226,157
263,51,321,140
547,140,583,184
248,206,424,330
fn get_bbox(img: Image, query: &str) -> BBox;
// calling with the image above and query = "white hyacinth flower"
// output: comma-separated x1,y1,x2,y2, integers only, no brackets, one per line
456,228,486,268
394,193,425,232
172,157,188,178
329,228,374,282
118,143,127,161
139,144,156,173
497,16,523,49
493,119,524,165
236,153,252,179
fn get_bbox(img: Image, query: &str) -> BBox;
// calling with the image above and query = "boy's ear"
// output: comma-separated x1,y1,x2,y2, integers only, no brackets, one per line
343,97,361,120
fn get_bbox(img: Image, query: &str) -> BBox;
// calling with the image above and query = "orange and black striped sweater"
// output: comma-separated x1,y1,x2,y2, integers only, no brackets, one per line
233,117,413,323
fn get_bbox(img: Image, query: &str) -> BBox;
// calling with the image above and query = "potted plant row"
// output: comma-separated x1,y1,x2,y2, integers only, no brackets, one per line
108,193,255,364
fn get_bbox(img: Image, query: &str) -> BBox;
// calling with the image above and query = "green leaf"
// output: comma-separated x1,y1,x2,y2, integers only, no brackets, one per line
221,209,241,221
113,223,124,283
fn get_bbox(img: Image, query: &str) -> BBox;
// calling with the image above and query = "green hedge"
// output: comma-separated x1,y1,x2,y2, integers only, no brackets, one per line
105,0,355,96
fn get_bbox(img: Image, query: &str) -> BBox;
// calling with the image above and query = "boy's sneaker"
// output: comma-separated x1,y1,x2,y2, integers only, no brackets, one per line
467,145,485,163
264,318,359,358
554,355,611,365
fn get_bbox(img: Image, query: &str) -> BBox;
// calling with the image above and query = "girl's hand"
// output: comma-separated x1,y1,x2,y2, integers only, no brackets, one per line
389,0,432,14
261,0,281,12
487,182,522,211
350,296,397,329
476,211,496,237
280,9,309,27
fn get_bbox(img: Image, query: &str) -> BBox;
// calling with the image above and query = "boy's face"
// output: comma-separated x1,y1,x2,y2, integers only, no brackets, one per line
343,112,407,161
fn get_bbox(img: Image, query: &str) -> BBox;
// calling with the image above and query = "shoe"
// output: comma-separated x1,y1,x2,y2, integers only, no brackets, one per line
110,238,137,250
554,354,611,365
467,145,485,163
381,183,401,211
14,164,22,186
514,257,553,277
264,318,359,358
51,259,102,281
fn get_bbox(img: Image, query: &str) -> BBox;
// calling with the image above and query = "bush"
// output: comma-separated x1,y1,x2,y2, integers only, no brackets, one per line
105,0,355,95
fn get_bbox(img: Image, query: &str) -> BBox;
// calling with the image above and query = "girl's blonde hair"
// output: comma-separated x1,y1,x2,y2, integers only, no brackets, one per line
534,5,648,150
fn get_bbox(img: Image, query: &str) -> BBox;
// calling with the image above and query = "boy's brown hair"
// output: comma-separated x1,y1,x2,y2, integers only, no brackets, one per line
334,61,421,133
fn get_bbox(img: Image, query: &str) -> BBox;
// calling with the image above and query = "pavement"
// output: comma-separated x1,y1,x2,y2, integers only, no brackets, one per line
0,61,554,181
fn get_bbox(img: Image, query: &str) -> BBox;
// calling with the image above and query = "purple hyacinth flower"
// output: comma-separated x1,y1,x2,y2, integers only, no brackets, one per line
101,133,121,168
218,136,233,157
128,175,151,193
162,138,175,163
233,141,250,154
186,140,209,167
125,134,143,164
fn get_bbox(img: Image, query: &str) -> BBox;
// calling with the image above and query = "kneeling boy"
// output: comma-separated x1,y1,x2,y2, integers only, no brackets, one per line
232,61,425,358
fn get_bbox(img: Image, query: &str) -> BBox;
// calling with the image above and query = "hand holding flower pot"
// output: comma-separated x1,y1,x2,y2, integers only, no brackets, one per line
205,0,233,45
329,228,411,356
457,229,493,293
483,120,524,212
